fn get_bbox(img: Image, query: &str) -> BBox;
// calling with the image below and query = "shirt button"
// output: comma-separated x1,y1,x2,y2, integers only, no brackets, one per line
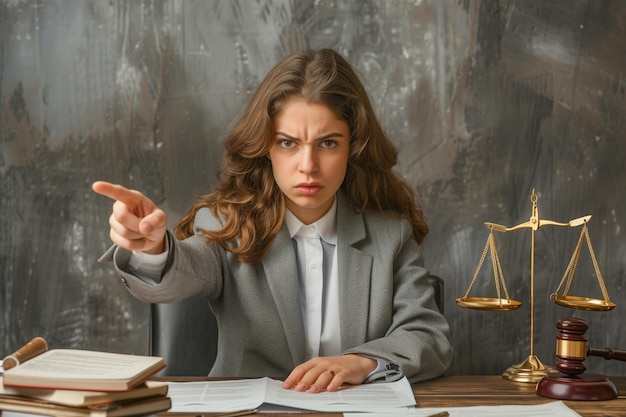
310,263,318,269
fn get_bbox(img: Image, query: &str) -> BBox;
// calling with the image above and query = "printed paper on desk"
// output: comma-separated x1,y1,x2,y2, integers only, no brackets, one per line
345,400,583,417
167,376,416,413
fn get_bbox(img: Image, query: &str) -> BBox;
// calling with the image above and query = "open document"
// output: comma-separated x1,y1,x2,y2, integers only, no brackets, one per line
167,376,416,413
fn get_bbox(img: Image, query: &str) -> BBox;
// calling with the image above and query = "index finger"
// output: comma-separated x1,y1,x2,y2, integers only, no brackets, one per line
92,181,140,205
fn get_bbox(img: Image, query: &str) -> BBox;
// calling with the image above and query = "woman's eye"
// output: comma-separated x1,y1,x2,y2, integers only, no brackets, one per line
320,140,337,149
279,139,295,148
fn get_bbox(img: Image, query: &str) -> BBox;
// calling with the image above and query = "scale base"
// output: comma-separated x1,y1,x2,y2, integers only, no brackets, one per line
536,372,617,400
502,355,554,383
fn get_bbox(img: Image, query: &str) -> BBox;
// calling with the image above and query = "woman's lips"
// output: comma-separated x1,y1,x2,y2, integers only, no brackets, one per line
295,183,323,195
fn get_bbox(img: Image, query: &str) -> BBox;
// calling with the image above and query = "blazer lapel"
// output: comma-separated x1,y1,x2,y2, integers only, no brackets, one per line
262,193,372,362
262,225,306,365
336,193,373,349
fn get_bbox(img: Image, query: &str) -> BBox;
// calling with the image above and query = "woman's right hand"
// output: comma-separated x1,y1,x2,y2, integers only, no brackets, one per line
92,181,167,254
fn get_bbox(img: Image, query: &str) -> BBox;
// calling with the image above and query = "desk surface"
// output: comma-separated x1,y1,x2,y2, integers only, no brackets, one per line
158,375,626,417
413,375,626,416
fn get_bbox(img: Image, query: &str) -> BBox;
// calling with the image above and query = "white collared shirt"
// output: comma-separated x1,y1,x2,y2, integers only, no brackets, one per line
284,198,341,359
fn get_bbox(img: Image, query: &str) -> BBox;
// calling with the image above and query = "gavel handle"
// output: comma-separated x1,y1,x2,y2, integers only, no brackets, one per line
588,347,626,362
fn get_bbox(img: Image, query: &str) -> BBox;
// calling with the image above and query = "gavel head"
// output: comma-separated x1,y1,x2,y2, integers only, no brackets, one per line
554,318,589,376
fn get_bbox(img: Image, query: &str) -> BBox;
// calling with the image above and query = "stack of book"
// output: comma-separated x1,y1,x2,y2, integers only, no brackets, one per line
0,347,171,416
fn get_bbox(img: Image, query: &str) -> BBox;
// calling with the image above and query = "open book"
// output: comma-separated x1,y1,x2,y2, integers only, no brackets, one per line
2,349,166,392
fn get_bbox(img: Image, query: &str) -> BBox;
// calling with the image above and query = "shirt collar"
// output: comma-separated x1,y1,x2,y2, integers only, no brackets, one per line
285,197,337,245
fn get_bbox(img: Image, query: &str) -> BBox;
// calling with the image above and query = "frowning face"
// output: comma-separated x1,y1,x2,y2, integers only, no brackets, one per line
269,97,350,225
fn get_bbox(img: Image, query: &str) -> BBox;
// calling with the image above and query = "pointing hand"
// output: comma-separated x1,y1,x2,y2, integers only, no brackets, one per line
92,181,167,254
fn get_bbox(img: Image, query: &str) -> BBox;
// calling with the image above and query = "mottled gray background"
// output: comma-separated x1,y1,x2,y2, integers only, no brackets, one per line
1,0,625,378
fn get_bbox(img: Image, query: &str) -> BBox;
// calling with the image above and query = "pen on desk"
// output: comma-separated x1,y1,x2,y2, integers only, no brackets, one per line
1,337,48,371
425,412,449,417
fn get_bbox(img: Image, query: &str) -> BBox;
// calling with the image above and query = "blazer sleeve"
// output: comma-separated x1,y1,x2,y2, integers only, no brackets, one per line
342,217,453,383
99,208,225,303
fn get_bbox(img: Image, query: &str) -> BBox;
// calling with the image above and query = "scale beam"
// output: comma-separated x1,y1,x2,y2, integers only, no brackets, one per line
485,215,592,233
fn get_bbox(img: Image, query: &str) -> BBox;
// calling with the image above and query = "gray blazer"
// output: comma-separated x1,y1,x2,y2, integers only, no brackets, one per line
104,192,453,383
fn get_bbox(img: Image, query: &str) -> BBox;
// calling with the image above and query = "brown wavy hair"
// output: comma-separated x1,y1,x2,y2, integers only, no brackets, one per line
174,48,428,263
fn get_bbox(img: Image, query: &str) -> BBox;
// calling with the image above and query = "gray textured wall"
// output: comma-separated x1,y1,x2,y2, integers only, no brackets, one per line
1,0,625,377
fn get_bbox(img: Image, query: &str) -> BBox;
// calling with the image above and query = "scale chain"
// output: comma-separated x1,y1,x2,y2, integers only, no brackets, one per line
552,223,610,304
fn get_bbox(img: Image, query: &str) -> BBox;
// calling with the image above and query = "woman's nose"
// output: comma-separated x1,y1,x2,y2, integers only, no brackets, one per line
298,146,319,173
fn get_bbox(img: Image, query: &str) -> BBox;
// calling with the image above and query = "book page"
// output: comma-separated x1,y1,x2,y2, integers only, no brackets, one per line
5,349,161,380
3,349,165,392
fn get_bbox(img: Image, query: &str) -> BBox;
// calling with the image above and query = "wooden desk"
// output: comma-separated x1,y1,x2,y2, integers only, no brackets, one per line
158,375,626,417
413,375,626,417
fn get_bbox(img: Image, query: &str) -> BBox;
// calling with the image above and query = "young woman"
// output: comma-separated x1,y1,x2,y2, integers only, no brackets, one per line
93,48,452,393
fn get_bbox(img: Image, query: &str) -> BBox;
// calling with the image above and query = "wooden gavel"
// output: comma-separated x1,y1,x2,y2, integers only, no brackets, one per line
555,318,626,376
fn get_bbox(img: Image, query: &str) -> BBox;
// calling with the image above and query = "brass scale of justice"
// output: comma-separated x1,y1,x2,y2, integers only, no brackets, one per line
456,189,624,397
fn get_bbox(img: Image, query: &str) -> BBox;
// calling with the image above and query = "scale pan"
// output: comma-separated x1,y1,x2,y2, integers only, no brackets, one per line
552,295,615,311
456,297,522,311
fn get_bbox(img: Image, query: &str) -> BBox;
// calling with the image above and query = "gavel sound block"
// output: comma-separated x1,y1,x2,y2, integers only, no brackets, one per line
536,318,626,400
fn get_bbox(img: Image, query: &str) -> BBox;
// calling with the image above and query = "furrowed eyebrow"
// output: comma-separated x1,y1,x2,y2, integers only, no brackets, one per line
275,131,346,141
275,131,298,140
